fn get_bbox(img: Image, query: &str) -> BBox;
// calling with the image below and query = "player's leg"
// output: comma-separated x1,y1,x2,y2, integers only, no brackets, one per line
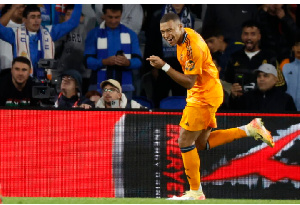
167,128,206,200
179,128,203,191
167,105,211,200
201,118,274,150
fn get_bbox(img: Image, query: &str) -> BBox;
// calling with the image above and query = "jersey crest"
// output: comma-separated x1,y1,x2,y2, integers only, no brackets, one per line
185,60,195,71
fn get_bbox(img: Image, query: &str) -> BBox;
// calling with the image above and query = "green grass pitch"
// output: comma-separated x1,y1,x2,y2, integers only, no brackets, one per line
2,197,300,204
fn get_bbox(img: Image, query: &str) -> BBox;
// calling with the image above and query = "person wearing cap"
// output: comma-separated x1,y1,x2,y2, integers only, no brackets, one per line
229,63,296,112
95,79,145,109
54,69,94,109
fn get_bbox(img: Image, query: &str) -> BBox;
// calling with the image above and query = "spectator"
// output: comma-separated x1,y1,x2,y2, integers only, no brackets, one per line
95,4,143,35
95,79,145,109
0,4,25,77
0,4,82,80
202,4,257,42
256,4,299,63
229,63,296,112
54,69,93,109
282,36,300,111
84,4,142,101
55,4,96,96
143,4,195,108
224,20,286,93
85,90,101,106
0,56,38,106
201,27,243,79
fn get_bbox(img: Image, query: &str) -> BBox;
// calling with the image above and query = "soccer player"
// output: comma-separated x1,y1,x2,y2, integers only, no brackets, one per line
146,12,275,200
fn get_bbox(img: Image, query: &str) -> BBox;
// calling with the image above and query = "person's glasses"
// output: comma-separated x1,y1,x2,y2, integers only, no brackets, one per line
103,88,119,93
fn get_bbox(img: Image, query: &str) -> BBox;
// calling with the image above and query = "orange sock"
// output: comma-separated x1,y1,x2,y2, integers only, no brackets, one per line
181,147,200,190
208,128,247,149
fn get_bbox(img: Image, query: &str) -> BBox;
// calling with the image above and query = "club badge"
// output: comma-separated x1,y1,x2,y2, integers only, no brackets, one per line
185,60,195,71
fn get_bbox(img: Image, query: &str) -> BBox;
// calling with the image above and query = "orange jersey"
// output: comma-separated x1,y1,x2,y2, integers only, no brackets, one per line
177,28,223,106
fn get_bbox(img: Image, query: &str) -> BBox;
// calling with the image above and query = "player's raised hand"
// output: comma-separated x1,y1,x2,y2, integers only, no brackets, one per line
146,55,165,69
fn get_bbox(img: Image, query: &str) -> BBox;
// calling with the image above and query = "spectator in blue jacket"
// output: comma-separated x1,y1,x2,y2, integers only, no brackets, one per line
283,35,300,111
84,4,142,101
0,4,82,80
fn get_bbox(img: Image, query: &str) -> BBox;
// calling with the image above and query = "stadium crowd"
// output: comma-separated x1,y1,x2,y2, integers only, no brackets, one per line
0,4,299,112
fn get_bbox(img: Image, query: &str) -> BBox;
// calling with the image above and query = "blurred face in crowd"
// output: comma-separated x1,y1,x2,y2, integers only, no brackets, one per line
11,61,31,89
257,72,278,92
89,95,101,104
64,9,84,23
102,84,121,105
61,76,77,98
241,26,261,52
23,11,42,32
64,9,73,22
293,42,300,60
267,4,284,16
205,36,224,53
171,4,184,14
103,9,122,29
160,19,183,47
12,4,26,23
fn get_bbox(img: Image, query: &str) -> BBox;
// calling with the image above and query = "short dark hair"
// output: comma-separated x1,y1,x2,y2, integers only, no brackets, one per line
201,27,223,40
242,20,261,32
102,4,123,14
85,90,101,99
12,56,31,68
160,12,181,24
22,4,40,18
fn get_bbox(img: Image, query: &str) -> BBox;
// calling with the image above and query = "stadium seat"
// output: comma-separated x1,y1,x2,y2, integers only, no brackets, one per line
132,96,154,109
159,96,186,110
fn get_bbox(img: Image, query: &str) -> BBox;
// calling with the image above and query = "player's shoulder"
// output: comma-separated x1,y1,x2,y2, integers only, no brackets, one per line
184,28,207,56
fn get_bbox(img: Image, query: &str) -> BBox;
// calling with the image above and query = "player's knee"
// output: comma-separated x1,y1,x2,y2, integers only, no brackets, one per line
178,135,194,148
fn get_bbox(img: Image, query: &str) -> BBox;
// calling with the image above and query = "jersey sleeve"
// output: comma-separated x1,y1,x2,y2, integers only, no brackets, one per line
183,40,203,75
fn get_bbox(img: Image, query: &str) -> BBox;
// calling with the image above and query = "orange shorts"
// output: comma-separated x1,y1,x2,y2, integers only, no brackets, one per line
179,104,219,131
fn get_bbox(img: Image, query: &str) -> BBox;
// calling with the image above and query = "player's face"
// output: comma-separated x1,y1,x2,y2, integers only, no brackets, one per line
257,72,277,92
241,26,261,52
293,43,300,60
103,9,122,29
160,20,183,46
102,85,121,103
11,62,31,85
23,11,42,32
205,36,223,53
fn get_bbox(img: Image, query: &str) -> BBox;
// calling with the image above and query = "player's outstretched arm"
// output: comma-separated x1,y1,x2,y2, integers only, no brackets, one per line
146,55,197,89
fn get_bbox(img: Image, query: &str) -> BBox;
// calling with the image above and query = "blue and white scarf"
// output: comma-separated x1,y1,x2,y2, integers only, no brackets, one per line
96,21,134,91
16,25,54,76
161,5,194,58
